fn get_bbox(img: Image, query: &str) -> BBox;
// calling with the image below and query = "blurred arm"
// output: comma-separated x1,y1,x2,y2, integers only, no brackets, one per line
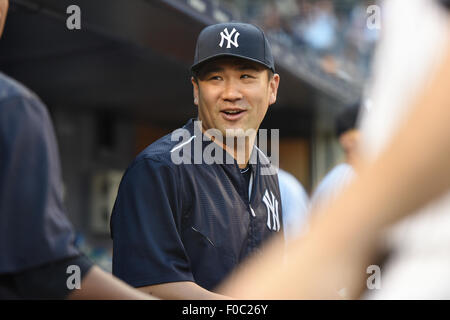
67,265,157,300
217,43,450,299
137,281,232,300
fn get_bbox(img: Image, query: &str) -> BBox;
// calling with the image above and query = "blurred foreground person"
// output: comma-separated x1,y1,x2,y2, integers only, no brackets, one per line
0,0,153,299
218,0,450,299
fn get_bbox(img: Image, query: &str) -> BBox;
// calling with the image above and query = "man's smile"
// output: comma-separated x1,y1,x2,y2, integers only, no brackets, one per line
220,107,248,121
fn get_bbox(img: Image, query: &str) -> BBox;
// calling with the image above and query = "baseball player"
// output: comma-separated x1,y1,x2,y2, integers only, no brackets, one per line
111,22,282,299
0,0,153,299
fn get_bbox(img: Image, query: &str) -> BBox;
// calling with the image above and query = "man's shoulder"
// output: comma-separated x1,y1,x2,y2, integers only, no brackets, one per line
253,146,279,182
325,163,354,181
127,121,195,174
312,162,355,205
278,169,308,198
0,72,46,123
134,131,182,166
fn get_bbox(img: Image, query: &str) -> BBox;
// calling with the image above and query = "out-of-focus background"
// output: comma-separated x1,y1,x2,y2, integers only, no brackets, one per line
0,0,380,271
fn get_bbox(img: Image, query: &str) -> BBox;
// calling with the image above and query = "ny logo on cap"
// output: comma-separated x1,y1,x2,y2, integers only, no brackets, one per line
219,27,240,49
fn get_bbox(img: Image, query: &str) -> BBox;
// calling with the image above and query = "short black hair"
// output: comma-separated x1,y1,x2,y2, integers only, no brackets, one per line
335,102,360,137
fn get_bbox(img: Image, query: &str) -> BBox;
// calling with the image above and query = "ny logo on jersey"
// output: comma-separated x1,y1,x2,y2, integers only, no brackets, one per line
219,27,240,48
263,189,280,232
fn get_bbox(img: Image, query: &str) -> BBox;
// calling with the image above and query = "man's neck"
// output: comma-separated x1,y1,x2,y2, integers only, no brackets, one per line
200,125,256,169
227,136,255,169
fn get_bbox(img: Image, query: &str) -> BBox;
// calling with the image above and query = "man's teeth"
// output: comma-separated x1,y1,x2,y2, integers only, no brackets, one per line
225,110,241,114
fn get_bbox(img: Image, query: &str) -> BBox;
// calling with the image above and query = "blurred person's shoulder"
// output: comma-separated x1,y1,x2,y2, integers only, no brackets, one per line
278,169,308,199
311,163,355,208
0,72,39,103
0,72,47,124
318,163,354,188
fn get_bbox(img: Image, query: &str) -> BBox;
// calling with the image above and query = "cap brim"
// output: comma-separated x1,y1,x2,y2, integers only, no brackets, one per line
191,53,275,73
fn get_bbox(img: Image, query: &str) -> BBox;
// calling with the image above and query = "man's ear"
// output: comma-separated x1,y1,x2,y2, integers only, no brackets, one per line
191,77,199,106
269,73,280,105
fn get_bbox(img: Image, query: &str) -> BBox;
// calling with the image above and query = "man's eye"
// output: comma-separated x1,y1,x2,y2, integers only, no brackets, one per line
241,74,254,79
209,75,222,81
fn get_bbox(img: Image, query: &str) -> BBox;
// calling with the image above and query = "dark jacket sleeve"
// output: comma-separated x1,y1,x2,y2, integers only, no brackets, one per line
0,255,93,299
110,158,194,287
0,94,79,274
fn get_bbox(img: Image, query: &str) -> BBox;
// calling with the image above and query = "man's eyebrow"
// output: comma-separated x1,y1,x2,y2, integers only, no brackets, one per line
201,66,224,74
198,62,263,77
235,64,263,71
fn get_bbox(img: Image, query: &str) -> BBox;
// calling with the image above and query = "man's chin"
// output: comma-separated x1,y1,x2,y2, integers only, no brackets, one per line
223,126,257,139
200,121,256,140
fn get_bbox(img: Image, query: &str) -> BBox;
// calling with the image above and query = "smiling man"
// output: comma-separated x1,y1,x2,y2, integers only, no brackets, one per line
111,22,282,299
192,56,278,167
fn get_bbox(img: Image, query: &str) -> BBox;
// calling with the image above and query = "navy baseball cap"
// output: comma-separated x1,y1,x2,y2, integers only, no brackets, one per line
191,22,275,74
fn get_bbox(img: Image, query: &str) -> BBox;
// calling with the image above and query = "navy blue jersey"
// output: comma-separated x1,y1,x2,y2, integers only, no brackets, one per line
0,73,79,274
111,119,282,290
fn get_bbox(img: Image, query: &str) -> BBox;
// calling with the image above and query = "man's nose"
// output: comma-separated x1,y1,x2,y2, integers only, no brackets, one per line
221,80,243,102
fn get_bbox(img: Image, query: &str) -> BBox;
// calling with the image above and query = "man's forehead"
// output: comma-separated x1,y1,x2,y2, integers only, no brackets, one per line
198,57,267,73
